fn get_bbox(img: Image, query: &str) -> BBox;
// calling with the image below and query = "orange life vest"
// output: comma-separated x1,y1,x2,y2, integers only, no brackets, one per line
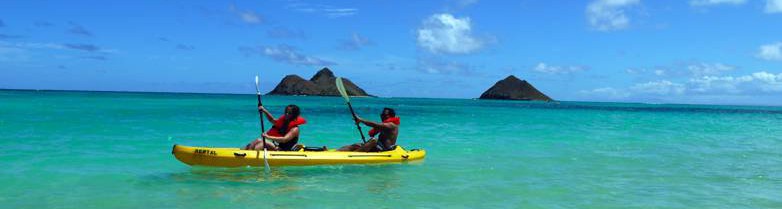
266,115,306,151
368,116,400,137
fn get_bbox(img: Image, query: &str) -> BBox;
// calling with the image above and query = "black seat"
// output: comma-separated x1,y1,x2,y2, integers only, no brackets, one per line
303,146,327,151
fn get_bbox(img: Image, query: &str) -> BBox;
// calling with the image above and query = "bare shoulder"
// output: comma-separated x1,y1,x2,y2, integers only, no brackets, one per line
384,122,398,128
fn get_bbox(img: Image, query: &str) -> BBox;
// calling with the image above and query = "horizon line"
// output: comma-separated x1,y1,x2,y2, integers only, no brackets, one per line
2,87,781,108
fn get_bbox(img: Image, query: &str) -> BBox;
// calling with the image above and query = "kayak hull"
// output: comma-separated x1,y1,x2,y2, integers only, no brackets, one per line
172,144,426,167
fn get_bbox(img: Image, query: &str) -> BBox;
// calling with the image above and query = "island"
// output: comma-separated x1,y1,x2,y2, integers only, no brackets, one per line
268,67,371,96
479,75,553,101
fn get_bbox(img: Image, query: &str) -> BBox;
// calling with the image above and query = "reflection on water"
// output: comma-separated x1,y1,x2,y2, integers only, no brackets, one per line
170,164,409,189
163,164,409,196
148,164,415,207
168,166,292,183
364,166,401,195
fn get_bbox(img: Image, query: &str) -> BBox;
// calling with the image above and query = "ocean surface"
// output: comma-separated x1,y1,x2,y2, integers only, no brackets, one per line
1,89,781,209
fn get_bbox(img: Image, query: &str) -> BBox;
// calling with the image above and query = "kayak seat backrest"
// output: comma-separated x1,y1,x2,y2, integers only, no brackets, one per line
303,146,327,151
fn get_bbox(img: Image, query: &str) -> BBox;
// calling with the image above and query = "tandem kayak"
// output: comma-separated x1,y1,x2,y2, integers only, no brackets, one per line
172,144,426,167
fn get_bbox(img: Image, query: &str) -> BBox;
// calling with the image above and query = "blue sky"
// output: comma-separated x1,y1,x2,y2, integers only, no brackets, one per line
1,0,782,105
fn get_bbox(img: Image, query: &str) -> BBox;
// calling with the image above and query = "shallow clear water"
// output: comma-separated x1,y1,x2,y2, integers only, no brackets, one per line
1,90,781,208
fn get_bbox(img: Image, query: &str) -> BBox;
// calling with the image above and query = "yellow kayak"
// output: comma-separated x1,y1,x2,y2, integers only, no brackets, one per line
172,144,426,167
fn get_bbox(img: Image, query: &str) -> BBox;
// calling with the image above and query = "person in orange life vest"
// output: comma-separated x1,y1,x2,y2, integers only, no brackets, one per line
338,107,400,152
244,104,306,151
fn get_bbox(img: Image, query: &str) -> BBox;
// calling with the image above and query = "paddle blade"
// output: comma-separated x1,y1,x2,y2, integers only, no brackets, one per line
263,149,270,173
335,77,350,102
254,75,260,92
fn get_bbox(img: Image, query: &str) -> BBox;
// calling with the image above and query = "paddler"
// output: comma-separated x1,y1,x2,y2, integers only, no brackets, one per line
244,104,306,151
338,107,400,152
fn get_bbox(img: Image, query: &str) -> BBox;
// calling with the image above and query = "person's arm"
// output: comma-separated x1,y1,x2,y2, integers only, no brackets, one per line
356,116,396,130
262,127,299,143
258,106,276,123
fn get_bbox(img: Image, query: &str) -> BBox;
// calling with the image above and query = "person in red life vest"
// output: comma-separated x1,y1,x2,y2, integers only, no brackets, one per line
244,104,307,151
338,107,400,152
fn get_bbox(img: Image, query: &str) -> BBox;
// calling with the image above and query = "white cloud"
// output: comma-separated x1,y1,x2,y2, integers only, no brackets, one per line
586,0,641,31
0,41,116,54
689,71,782,93
263,45,334,66
286,2,357,18
532,62,586,75
690,0,746,6
687,62,735,76
1,41,63,50
626,68,650,74
766,0,782,13
322,8,358,18
340,33,371,50
757,42,782,60
584,69,782,103
579,87,630,98
751,71,782,92
688,75,753,93
266,27,307,39
417,56,475,75
626,67,668,76
625,68,640,74
630,80,686,95
417,13,483,54
229,4,263,24
0,41,116,63
239,12,261,23
239,45,335,66
458,0,479,8
627,62,735,78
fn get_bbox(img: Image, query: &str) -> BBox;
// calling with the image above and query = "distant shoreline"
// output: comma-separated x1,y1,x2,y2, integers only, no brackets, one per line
2,88,780,108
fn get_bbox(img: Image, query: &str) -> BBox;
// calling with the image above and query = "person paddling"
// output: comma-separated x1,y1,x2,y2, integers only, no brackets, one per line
244,104,306,151
338,107,400,152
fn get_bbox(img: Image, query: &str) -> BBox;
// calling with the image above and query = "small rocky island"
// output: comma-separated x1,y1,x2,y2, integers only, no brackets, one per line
268,67,371,96
479,75,553,101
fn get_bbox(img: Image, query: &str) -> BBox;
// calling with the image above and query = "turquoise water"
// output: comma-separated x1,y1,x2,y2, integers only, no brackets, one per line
1,90,781,208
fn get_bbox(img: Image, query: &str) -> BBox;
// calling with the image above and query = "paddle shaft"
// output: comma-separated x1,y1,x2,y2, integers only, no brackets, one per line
346,102,366,143
255,76,270,172
256,93,266,147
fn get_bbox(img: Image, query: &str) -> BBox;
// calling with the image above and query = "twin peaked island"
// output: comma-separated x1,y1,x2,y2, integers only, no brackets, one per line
268,68,370,96
269,68,553,102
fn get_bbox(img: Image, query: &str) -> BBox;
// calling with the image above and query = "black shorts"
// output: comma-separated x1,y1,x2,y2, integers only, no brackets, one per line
371,143,395,152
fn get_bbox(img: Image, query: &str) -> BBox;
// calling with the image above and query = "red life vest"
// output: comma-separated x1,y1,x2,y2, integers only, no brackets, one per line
368,117,400,137
266,115,307,137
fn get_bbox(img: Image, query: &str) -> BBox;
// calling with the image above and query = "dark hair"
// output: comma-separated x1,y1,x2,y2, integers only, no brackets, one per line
278,104,301,134
382,107,396,117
